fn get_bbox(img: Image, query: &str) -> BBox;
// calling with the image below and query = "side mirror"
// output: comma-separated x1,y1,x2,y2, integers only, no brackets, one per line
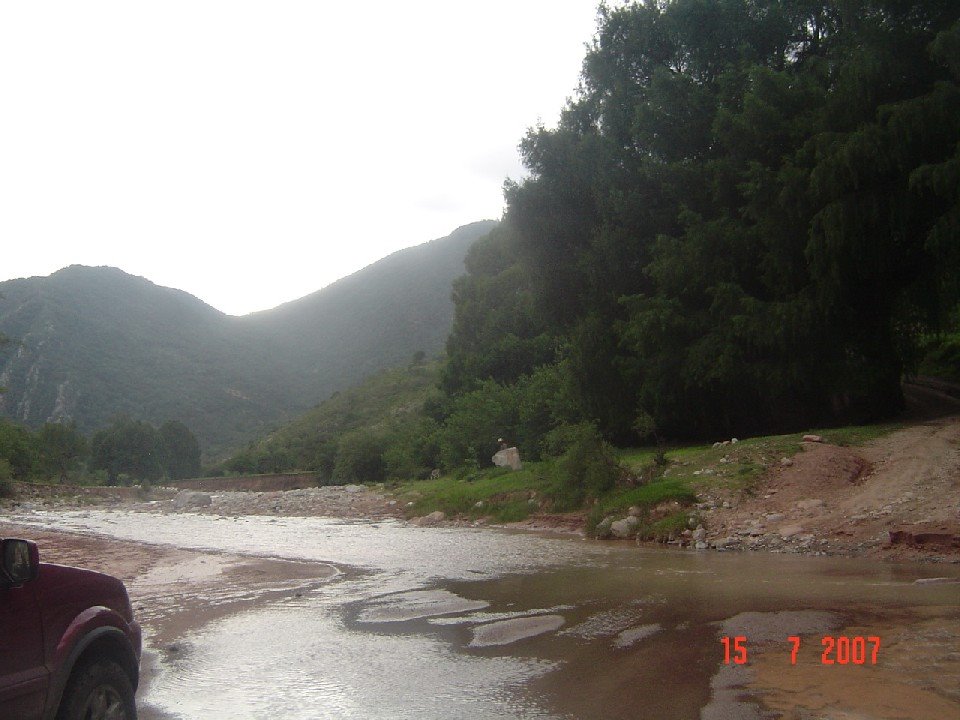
1,539,40,587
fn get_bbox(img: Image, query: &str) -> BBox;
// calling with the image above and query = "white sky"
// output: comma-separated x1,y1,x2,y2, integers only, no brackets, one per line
1,1,605,316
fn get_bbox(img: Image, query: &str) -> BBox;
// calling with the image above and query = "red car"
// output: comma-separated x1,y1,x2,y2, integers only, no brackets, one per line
0,538,141,720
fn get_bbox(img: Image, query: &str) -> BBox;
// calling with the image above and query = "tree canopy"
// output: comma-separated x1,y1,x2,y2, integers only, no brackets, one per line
445,0,960,443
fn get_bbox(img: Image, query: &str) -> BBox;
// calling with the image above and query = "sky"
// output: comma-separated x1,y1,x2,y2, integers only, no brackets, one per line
1,1,606,316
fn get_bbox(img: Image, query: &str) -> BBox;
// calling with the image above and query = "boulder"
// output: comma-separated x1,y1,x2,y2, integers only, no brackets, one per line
610,516,639,538
421,510,446,526
491,447,522,471
778,524,804,539
172,491,212,509
692,525,707,542
780,457,794,467
714,536,739,550
595,516,614,539
802,434,823,443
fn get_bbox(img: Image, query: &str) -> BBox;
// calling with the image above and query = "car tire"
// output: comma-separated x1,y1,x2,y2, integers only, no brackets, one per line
56,659,137,720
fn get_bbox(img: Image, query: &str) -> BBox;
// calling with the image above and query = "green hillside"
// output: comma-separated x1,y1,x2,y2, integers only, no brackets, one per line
0,221,496,459
222,361,442,481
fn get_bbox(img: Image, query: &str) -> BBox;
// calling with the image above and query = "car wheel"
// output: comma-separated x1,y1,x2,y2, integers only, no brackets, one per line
57,660,137,720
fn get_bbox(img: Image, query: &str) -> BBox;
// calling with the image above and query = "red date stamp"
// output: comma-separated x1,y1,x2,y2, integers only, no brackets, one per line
721,635,881,665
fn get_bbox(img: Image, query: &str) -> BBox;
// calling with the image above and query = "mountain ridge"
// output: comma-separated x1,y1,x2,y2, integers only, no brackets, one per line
0,220,497,458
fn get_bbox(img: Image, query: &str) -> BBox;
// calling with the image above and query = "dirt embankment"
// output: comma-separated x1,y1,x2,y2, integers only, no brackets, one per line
696,413,960,562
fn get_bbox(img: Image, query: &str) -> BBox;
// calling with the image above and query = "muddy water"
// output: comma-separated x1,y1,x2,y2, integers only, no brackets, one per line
12,510,960,720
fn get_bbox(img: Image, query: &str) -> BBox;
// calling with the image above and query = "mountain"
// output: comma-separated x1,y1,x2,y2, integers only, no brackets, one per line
0,220,497,458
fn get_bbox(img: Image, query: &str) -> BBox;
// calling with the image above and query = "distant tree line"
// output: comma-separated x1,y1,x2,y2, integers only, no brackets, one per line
0,416,201,492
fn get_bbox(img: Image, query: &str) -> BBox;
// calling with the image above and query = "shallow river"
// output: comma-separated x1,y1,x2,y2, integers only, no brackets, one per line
13,510,960,719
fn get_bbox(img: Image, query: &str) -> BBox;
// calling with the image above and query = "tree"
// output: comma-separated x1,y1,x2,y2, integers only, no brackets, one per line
158,420,201,480
332,429,385,484
90,417,164,484
0,419,35,480
36,422,87,483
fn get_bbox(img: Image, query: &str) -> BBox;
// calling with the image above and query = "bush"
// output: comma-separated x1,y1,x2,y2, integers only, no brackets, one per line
918,333,960,383
549,423,621,507
333,429,385,484
0,459,15,498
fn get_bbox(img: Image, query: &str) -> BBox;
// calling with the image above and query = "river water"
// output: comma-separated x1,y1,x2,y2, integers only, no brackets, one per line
12,510,960,719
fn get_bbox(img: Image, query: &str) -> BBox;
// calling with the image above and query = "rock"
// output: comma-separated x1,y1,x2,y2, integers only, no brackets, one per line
778,524,804,538
628,506,642,517
695,541,708,550
611,516,640,538
765,513,785,523
595,517,614,539
712,442,722,448
780,457,794,467
692,525,707,542
414,510,446,527
491,447,522,471
802,434,823,443
474,501,484,508
731,438,739,444
722,501,732,509
796,499,824,511
714,536,739,550
344,484,364,493
172,491,212,509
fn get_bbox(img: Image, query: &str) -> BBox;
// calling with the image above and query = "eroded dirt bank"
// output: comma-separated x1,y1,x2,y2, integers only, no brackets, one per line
693,414,960,562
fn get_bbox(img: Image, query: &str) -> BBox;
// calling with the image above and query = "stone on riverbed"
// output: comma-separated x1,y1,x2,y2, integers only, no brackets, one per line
410,511,447,527
172,491,212,509
595,517,614,539
610,516,639,538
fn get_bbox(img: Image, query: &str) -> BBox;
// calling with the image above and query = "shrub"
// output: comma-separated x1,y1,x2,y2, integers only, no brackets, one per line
0,459,15,498
333,429,385,484
549,423,621,507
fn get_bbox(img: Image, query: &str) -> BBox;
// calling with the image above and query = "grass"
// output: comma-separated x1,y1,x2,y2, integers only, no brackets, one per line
393,420,903,529
395,462,563,522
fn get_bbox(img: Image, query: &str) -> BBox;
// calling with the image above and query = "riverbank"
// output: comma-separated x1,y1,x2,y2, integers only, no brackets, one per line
4,405,959,564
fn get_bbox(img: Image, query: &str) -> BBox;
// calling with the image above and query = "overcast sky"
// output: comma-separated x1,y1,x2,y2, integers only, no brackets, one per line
1,1,605,315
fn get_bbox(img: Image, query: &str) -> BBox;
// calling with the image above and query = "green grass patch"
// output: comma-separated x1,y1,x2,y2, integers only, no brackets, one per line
395,461,561,523
637,511,692,542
